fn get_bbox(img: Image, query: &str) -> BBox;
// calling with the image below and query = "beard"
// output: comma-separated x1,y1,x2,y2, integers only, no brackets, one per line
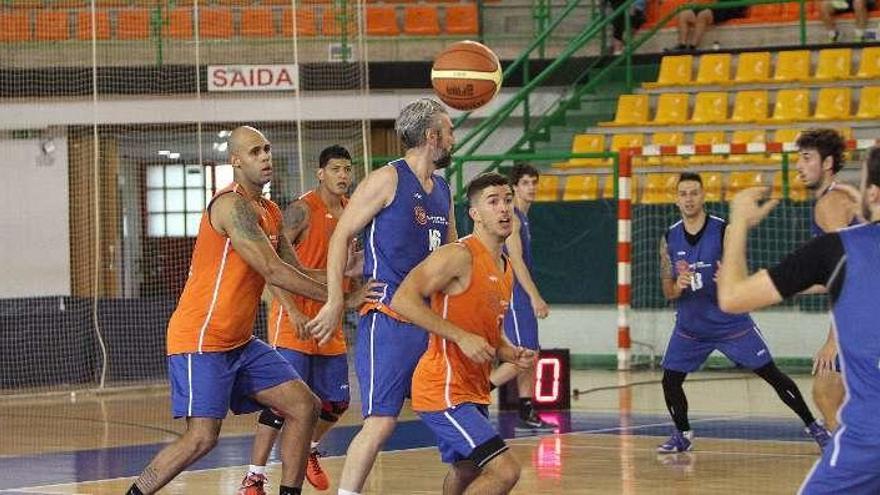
433,148,452,169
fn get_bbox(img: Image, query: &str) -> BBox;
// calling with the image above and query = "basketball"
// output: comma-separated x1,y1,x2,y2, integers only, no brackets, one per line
431,41,502,111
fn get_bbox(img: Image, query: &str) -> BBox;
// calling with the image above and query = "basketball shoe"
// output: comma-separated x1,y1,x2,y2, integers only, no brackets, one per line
306,448,330,491
237,472,267,495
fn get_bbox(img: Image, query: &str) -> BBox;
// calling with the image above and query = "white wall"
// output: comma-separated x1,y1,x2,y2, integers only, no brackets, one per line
0,138,70,297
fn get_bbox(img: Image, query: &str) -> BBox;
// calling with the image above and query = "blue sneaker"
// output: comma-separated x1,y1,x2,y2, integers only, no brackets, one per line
657,430,693,453
805,421,832,450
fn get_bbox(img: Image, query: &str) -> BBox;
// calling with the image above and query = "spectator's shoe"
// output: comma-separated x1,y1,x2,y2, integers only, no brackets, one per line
305,448,330,491
237,473,267,495
657,430,693,453
664,43,688,53
805,421,832,451
827,30,841,43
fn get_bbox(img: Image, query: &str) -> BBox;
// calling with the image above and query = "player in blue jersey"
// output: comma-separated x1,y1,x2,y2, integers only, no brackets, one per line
488,163,554,431
306,98,462,495
795,129,861,434
718,147,880,494
656,172,828,453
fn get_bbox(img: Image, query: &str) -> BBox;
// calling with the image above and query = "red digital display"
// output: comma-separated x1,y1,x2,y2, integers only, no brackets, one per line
534,357,561,403
499,348,570,411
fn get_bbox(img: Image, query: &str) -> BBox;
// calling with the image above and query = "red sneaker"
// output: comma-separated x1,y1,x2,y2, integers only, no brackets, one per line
305,449,330,491
237,472,267,495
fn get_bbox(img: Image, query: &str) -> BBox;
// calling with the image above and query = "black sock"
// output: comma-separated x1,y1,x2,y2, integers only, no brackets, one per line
519,398,533,418
754,362,816,426
126,485,144,495
662,369,691,432
279,486,301,495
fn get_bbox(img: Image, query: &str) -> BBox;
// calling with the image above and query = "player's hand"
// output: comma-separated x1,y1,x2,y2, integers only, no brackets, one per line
344,239,364,277
532,296,550,319
676,271,693,290
306,300,344,346
511,347,537,370
344,279,384,309
730,187,779,229
813,339,839,376
286,307,311,340
455,333,495,364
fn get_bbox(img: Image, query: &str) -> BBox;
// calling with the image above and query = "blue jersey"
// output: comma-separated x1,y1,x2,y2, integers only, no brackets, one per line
363,159,451,309
512,207,533,300
811,181,858,237
830,223,880,471
666,215,754,338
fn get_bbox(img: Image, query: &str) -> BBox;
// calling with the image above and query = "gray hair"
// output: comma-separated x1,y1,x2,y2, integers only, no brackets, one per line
395,98,447,150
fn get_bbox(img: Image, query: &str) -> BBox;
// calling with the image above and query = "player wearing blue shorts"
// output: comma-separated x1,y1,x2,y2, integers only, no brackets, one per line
657,172,827,454
718,148,880,494
306,98,457,495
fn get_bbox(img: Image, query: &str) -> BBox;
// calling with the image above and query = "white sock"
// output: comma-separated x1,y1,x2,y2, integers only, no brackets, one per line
681,430,694,439
338,490,361,495
248,465,266,476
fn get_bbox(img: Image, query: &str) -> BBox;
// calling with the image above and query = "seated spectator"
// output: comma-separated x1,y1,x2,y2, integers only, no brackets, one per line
609,0,647,55
665,0,748,52
820,0,875,42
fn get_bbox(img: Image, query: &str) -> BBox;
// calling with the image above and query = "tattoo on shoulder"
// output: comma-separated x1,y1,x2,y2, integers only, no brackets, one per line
283,201,308,230
276,231,297,264
230,197,266,241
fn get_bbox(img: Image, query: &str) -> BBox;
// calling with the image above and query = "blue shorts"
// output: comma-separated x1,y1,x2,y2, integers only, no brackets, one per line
418,403,509,467
355,310,428,418
275,348,350,403
503,287,539,350
168,338,299,419
800,443,880,494
662,325,772,373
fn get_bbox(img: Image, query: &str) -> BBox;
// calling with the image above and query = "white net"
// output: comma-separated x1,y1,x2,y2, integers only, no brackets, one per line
0,0,369,394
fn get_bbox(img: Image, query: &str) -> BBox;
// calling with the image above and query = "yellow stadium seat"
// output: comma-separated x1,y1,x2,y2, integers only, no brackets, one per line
730,90,768,123
642,173,678,204
768,89,810,123
691,92,729,124
856,86,880,119
815,48,852,81
773,50,811,82
535,175,560,202
813,87,851,120
696,53,732,85
772,171,809,201
653,93,690,125
601,95,649,126
700,172,723,202
856,47,880,79
563,175,600,201
729,130,769,164
734,51,771,83
727,171,766,199
770,128,804,163
648,132,686,166
567,134,606,167
690,131,728,164
645,55,694,88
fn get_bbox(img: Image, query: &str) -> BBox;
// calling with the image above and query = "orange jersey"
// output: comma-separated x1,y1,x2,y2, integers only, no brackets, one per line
167,183,282,355
269,190,348,355
411,235,513,412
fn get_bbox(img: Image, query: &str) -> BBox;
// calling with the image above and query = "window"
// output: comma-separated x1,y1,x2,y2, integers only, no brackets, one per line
146,163,233,237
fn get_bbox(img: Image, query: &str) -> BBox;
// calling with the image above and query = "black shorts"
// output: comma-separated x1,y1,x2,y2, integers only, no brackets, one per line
695,6,748,24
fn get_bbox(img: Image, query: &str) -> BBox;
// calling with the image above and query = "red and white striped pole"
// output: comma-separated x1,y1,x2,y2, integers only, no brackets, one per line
616,149,633,371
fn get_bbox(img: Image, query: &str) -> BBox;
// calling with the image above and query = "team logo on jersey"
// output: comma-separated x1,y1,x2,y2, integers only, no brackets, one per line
414,205,428,225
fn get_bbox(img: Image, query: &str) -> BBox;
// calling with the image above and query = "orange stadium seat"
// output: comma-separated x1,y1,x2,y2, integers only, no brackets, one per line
601,94,649,126
164,8,193,39
241,8,275,38
199,8,233,39
747,3,782,21
773,50,811,82
35,11,69,41
323,8,358,36
645,55,693,88
0,12,31,42
642,173,678,204
562,175,600,201
727,171,766,199
648,132,686,166
696,53,731,85
116,9,151,40
566,134,605,167
691,92,728,124
734,51,770,83
366,6,400,36
856,47,880,78
772,171,809,201
445,4,479,35
282,8,317,37
856,86,880,119
813,87,851,120
535,175,560,202
403,5,440,35
700,172,723,202
730,90,768,123
814,48,852,81
690,131,727,164
768,89,810,122
76,10,111,40
653,93,689,125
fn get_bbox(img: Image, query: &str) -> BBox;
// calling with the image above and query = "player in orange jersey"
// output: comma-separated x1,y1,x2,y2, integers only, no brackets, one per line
240,145,357,493
391,172,536,495
127,128,377,495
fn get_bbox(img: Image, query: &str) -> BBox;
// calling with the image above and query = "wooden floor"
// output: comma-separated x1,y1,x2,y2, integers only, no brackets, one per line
0,370,824,494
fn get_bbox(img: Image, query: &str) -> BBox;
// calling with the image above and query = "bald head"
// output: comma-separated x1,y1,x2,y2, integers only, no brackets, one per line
228,126,267,157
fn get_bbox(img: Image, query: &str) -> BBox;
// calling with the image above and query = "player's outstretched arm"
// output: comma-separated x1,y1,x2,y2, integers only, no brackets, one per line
505,213,549,318
211,193,326,301
267,284,310,340
659,235,686,300
390,243,495,364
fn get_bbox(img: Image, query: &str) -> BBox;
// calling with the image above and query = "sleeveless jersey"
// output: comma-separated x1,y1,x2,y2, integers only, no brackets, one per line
510,207,533,302
666,215,754,338
831,223,880,471
411,235,514,412
361,159,451,319
268,190,348,355
167,183,282,355
811,181,859,237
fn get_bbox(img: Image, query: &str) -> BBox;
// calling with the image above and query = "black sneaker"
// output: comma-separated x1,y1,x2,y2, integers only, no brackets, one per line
515,410,556,431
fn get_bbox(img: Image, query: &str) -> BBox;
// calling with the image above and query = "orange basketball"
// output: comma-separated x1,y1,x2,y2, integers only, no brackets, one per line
431,41,502,111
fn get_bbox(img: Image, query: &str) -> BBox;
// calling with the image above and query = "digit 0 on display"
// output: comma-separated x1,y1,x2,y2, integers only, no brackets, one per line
498,348,571,411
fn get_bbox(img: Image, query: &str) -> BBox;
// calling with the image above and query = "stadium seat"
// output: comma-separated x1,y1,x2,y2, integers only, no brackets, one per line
644,55,693,88
696,53,731,85
653,93,689,125
814,48,852,81
35,11,69,41
282,8,317,37
734,51,771,83
772,171,809,201
567,134,605,167
403,6,440,35
700,172,723,202
729,130,769,164
0,12,31,42
747,3,782,21
366,6,399,36
770,128,804,163
856,86,880,119
691,92,728,124
536,175,560,202
323,8,358,36
116,9,151,40
199,8,233,39
445,4,479,35
690,131,727,164
813,87,851,120
241,8,275,38
562,175,600,201
601,94,649,126
773,50,811,82
642,173,678,204
610,133,645,167
727,171,766,199
164,8,193,39
76,10,111,40
648,132,686,166
768,89,809,123
730,90,768,123
856,47,880,79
